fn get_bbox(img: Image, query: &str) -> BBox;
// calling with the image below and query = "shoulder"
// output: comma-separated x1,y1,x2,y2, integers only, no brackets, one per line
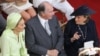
68,18,75,23
1,29,13,38
87,18,95,25
88,19,95,23
66,18,76,26
26,15,38,24
1,29,13,41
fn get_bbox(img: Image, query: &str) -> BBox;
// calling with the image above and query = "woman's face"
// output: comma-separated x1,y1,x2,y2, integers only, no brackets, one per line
75,15,87,25
14,19,25,32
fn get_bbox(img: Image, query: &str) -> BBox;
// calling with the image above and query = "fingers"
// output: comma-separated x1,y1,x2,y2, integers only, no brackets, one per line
71,32,81,42
73,32,81,40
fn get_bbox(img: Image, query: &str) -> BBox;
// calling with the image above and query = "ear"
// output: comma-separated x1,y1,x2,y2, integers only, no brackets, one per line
41,12,45,17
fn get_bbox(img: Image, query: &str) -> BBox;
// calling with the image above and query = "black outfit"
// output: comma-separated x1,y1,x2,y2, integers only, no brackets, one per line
64,18,99,56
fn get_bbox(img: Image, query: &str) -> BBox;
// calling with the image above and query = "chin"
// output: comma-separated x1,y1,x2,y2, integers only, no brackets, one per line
19,30,24,32
48,17,52,20
76,22,79,24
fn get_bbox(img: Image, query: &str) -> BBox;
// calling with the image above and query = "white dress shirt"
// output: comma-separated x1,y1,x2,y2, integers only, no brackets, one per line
38,14,48,28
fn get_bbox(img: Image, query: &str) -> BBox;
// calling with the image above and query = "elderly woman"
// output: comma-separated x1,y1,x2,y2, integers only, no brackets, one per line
0,13,29,56
64,5,99,56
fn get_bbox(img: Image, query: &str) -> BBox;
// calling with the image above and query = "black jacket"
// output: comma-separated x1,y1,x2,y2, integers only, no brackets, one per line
64,18,99,56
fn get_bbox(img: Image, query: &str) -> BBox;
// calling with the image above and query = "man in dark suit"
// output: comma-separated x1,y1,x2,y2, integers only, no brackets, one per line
25,1,66,56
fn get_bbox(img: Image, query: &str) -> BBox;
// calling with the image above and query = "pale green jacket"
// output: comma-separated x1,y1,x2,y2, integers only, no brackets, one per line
0,29,28,56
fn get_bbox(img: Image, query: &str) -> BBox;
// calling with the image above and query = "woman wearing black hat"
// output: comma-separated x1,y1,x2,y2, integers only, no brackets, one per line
64,5,99,56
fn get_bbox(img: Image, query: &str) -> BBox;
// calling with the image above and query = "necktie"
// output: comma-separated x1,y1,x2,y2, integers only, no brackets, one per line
45,21,51,35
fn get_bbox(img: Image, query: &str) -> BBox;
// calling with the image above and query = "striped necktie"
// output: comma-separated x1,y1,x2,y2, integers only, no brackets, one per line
45,21,51,35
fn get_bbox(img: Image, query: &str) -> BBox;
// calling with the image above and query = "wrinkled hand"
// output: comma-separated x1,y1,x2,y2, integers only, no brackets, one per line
47,49,59,56
71,32,81,42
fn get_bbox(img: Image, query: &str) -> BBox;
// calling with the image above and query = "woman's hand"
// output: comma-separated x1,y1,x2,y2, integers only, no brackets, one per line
71,32,81,42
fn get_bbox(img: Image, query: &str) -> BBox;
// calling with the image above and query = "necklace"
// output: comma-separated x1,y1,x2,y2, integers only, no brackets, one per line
78,25,87,40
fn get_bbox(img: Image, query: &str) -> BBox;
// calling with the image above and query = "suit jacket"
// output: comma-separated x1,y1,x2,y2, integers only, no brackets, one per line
0,14,6,54
0,14,6,36
25,15,66,56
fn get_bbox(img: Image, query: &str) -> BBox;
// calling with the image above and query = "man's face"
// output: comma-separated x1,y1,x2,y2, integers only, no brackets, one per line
42,4,55,20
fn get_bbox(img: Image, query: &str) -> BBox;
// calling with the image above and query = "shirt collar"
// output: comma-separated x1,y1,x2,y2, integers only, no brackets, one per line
38,14,48,27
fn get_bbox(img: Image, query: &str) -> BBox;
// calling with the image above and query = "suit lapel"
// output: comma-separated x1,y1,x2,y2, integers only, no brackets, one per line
34,16,51,44
49,19,56,47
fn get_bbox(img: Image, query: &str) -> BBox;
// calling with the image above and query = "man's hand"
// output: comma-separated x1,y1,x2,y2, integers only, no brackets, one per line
47,49,59,56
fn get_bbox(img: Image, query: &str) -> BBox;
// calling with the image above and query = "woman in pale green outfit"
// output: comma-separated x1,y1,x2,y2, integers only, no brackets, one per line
0,13,29,56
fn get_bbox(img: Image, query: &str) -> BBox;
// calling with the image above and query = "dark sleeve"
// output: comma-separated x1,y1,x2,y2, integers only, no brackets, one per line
64,20,73,47
0,14,6,36
25,22,48,55
54,16,64,52
90,20,99,47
